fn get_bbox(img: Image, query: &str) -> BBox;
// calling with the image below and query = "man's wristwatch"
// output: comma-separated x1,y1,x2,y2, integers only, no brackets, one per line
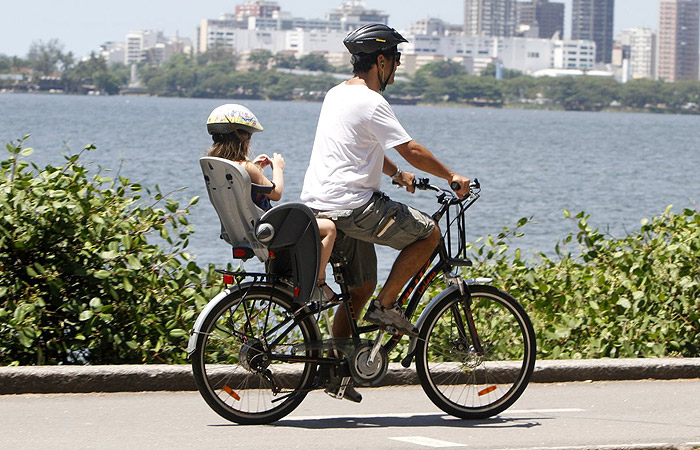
390,168,402,181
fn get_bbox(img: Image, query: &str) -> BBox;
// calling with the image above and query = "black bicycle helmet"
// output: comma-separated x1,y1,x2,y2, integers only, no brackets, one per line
343,23,408,55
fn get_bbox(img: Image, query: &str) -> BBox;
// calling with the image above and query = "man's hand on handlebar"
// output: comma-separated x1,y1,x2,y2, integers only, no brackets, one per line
394,170,416,194
449,174,471,199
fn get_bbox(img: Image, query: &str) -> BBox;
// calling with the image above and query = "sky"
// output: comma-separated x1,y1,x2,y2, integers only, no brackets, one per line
0,0,659,58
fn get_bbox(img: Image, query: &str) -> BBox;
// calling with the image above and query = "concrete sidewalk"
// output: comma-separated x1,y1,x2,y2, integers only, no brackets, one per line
1,358,699,395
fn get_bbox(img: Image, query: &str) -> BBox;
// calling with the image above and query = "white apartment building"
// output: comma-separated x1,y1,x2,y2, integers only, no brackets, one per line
401,33,596,75
285,30,348,55
326,0,389,30
98,42,125,65
125,30,162,64
552,40,596,70
197,24,347,57
198,1,387,55
615,28,656,80
124,31,192,65
198,18,246,54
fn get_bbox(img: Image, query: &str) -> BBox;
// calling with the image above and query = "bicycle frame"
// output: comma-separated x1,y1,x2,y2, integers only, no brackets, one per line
198,179,485,372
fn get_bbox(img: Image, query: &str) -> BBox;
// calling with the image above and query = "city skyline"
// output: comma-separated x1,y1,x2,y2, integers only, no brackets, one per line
1,0,660,58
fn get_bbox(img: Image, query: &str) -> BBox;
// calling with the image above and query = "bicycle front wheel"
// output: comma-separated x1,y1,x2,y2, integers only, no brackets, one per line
190,286,320,425
416,284,536,419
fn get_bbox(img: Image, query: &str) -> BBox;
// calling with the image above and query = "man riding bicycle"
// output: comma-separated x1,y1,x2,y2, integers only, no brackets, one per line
300,23,471,402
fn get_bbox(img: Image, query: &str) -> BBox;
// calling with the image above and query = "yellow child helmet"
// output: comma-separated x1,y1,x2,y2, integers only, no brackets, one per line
206,104,264,135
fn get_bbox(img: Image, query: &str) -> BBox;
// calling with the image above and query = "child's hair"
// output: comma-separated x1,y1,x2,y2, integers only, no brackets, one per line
208,129,252,161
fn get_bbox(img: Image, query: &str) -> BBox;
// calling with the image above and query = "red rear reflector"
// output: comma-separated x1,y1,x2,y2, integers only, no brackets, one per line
268,250,275,259
294,287,300,297
478,385,497,396
222,385,240,401
233,249,246,258
222,275,234,285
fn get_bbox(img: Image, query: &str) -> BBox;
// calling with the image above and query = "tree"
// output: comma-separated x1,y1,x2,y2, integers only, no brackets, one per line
274,53,297,69
502,76,539,103
197,48,237,70
61,53,126,94
298,53,332,72
667,81,700,112
415,60,467,79
247,50,273,72
454,76,503,105
619,79,666,109
0,55,11,72
27,39,68,76
541,76,618,111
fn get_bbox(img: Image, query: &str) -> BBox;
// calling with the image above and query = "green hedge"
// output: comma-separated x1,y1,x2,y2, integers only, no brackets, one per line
0,137,218,365
2,137,698,365
466,209,700,359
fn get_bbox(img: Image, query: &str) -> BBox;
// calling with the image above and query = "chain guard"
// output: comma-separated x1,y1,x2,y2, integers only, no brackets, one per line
348,343,388,387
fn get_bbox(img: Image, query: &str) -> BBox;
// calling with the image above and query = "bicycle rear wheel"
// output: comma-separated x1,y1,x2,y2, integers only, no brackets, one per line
190,286,320,425
416,284,536,419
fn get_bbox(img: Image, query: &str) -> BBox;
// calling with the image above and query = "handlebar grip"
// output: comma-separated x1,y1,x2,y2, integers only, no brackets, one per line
451,179,480,191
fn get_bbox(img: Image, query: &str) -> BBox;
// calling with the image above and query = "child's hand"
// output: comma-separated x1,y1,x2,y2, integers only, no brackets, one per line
252,154,272,168
271,153,285,171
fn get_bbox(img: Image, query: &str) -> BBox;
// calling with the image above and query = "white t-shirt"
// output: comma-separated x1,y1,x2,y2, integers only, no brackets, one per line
301,82,411,211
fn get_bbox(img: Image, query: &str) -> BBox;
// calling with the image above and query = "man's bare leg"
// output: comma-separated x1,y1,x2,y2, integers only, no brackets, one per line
332,280,375,338
375,226,440,308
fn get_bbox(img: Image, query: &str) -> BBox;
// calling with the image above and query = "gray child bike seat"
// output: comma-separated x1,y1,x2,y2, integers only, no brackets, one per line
199,156,320,303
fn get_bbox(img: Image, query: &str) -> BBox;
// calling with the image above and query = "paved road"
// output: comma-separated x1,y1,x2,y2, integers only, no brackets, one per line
1,380,699,450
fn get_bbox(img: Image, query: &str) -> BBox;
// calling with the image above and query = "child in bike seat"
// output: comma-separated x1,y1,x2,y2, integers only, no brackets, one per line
206,104,341,302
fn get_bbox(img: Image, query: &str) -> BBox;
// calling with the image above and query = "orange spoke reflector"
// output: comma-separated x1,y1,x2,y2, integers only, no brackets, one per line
222,385,241,401
478,385,497,396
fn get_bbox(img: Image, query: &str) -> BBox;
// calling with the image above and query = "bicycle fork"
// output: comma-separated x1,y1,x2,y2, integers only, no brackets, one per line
400,274,488,368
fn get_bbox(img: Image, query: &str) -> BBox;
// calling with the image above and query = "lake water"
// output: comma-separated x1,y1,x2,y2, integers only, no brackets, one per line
1,93,699,283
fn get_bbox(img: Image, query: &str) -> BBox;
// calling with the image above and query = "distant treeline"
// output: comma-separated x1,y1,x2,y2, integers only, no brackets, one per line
3,40,700,114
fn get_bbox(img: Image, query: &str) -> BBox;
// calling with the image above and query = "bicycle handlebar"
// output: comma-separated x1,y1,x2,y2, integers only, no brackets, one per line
407,177,480,193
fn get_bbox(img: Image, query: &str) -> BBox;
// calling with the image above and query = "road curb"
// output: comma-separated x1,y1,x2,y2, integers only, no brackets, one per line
1,358,698,395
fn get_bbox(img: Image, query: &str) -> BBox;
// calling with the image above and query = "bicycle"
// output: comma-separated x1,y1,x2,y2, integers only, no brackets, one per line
188,178,536,425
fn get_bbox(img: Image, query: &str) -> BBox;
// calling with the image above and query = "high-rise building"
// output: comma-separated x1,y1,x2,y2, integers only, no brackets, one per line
464,0,517,37
616,28,657,80
657,0,699,82
125,30,162,64
571,0,615,64
517,0,565,39
326,0,389,30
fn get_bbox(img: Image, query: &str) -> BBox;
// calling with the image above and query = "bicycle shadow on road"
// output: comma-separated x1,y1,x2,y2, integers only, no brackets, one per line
258,414,543,430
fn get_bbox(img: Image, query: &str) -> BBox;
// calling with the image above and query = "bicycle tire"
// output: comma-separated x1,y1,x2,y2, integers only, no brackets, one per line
190,286,320,425
416,284,536,419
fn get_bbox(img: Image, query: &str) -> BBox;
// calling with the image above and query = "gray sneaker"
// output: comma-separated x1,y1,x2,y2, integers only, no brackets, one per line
363,300,419,336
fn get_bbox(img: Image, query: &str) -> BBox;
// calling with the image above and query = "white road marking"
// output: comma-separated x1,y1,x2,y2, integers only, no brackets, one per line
389,436,466,447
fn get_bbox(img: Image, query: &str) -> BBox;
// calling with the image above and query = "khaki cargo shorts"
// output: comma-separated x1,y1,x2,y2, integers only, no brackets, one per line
318,192,435,289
